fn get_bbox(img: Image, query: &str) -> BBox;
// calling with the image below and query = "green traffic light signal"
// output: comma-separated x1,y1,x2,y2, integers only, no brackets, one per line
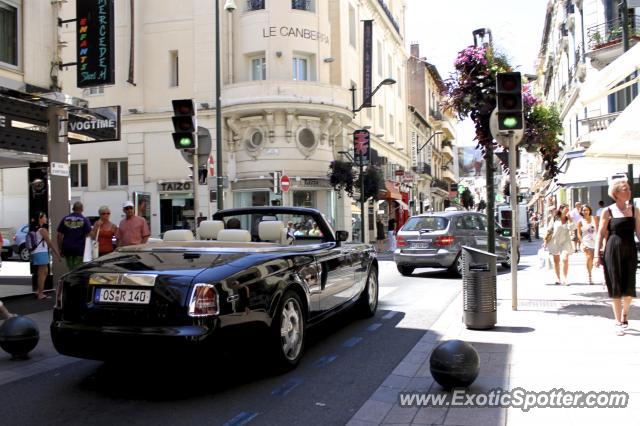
179,137,192,147
502,117,518,128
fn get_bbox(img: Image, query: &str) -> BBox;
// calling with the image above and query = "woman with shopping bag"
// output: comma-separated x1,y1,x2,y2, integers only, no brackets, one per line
544,204,573,285
88,206,118,259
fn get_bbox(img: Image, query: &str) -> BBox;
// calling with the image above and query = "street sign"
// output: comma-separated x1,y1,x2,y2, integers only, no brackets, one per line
353,129,370,166
281,175,291,192
50,162,69,177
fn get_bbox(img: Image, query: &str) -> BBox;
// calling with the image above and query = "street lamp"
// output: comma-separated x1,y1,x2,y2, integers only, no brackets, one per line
348,78,396,243
215,0,236,210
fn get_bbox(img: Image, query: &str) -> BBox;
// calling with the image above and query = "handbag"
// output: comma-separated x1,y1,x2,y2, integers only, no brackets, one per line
91,225,100,259
537,247,548,270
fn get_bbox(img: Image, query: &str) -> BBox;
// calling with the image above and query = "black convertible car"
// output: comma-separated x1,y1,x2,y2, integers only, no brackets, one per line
51,207,378,369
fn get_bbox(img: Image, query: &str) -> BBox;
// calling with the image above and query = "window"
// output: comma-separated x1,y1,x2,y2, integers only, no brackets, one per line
293,56,308,80
377,41,383,76
84,86,104,96
388,55,392,78
389,114,394,136
378,106,384,129
298,128,316,149
397,67,402,96
0,1,19,67
169,50,179,87
245,129,264,151
247,0,265,11
348,5,356,47
251,56,266,80
70,162,88,188
292,0,313,12
107,160,128,187
398,123,403,145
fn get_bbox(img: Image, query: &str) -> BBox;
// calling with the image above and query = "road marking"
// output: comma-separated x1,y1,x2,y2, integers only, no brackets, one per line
366,323,383,332
342,337,363,348
271,377,304,396
313,355,338,367
223,412,258,426
382,311,398,320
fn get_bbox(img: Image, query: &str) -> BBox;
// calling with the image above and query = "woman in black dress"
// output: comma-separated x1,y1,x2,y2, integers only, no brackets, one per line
595,178,639,336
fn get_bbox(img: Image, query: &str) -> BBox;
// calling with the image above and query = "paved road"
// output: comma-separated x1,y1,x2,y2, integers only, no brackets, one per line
1,259,465,426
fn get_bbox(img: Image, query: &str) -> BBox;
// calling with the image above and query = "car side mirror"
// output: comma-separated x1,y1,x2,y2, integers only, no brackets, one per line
336,230,349,242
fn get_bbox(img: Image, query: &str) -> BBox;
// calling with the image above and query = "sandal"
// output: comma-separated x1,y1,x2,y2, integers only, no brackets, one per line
615,323,625,336
622,314,629,328
37,294,51,300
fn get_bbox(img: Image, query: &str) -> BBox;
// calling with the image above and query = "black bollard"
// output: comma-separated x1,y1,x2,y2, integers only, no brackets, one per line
0,316,40,359
429,339,480,390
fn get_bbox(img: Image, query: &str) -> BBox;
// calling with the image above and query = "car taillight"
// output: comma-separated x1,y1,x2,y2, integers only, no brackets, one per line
396,236,407,248
188,283,219,317
54,279,64,309
12,235,16,242
433,235,455,246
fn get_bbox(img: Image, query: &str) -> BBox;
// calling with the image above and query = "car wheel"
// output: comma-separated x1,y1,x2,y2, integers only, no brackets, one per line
448,254,463,277
19,244,30,262
397,265,414,276
271,291,305,370
358,266,379,317
501,250,520,269
0,252,8,261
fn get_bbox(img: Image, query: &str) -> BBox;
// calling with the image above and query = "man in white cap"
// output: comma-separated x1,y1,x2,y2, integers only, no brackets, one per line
116,200,150,247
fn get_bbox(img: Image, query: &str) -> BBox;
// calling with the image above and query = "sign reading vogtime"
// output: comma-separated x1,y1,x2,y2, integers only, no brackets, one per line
76,0,115,88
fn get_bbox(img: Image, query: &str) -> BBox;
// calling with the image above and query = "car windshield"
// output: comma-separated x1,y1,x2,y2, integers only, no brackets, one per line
216,212,327,244
402,216,448,231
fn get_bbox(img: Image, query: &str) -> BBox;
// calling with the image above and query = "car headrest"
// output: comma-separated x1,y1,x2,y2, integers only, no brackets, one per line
259,221,284,243
163,229,194,242
216,229,252,242
198,220,225,240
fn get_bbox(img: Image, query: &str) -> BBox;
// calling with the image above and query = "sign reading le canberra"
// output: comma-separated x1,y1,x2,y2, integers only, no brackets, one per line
262,26,329,44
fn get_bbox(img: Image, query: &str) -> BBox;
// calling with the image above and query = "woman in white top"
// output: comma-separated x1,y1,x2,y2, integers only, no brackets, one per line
30,212,61,300
577,205,599,284
544,204,573,285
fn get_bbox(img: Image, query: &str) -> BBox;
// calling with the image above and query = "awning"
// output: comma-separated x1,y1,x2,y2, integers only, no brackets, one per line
381,181,402,200
394,199,409,210
557,155,637,186
579,43,640,105
585,96,640,160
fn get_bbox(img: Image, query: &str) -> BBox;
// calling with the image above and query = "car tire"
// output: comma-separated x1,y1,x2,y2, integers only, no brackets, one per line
270,290,305,370
0,252,8,261
501,250,520,269
357,266,378,317
397,265,414,276
448,254,463,278
19,244,30,262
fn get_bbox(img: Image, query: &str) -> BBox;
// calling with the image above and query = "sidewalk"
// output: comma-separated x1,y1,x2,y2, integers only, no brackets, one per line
349,244,640,425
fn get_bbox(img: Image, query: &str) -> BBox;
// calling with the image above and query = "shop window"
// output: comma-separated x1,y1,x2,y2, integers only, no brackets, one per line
0,0,19,68
293,190,316,208
70,162,88,188
106,160,128,187
251,55,266,80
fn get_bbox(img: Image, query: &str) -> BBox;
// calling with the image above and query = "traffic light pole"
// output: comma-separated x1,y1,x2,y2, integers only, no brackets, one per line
193,147,200,230
215,0,224,210
486,143,495,254
360,160,365,243
509,132,518,311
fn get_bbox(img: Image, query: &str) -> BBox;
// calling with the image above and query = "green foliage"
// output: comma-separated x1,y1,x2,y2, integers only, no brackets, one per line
327,160,354,198
355,166,384,202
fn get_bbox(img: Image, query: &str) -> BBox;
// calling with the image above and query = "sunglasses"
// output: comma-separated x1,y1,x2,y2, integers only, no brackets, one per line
124,206,134,210
101,212,111,215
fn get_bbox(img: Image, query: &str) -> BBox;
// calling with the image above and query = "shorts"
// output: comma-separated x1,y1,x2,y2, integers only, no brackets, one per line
31,252,50,266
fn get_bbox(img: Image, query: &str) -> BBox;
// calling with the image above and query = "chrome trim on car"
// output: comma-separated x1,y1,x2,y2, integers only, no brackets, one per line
88,273,158,287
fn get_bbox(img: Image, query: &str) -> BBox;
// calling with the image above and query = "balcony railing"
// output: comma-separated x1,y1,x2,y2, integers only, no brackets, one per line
246,0,264,11
579,112,620,133
412,162,431,176
292,0,312,11
377,0,400,35
587,17,640,51
429,108,443,121
431,178,449,192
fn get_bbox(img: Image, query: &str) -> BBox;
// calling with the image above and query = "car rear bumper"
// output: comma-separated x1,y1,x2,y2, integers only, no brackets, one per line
51,317,219,360
393,249,457,268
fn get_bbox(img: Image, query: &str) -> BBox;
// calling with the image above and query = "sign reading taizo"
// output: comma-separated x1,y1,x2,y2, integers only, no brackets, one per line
76,0,115,88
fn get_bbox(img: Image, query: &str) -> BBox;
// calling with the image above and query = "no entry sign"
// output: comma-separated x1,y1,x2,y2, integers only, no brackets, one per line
280,175,291,192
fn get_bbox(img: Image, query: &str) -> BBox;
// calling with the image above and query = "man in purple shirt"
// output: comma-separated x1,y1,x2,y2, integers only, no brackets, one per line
57,201,92,271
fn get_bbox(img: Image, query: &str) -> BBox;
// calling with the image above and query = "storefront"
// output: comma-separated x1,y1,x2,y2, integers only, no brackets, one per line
158,181,196,233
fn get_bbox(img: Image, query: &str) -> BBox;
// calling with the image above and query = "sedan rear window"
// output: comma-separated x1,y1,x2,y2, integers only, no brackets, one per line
402,216,448,231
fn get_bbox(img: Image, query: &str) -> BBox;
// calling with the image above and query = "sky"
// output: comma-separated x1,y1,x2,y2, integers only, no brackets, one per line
405,0,549,146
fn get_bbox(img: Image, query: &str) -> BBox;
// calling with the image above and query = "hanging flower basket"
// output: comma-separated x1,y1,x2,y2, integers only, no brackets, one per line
327,160,355,198
355,166,384,202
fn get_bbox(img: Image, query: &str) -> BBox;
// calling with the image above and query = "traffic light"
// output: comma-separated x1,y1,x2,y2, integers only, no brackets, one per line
496,72,523,131
171,99,197,150
500,209,512,235
270,171,281,194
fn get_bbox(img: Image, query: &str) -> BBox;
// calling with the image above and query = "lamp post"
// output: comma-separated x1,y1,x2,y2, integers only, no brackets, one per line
349,78,396,243
215,0,237,210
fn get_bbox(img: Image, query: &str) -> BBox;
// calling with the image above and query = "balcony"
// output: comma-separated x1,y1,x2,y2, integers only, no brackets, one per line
442,169,456,183
412,162,431,176
440,140,454,160
292,0,313,12
246,0,264,11
576,112,620,149
429,107,443,121
586,17,640,69
431,178,449,192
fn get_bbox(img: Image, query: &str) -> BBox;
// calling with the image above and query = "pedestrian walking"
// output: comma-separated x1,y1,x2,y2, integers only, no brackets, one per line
375,217,385,252
31,212,61,299
388,215,397,252
543,204,573,285
594,178,638,336
116,200,150,247
577,205,598,284
89,206,118,257
595,200,605,217
570,202,582,252
57,201,91,271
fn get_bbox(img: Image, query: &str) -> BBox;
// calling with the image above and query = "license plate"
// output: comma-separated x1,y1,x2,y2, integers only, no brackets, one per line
95,288,151,305
411,242,430,249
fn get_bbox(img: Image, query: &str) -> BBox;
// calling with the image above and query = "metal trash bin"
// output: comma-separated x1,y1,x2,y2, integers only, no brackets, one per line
461,246,497,330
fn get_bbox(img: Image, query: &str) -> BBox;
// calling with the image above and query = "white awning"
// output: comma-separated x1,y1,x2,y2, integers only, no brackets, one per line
579,43,640,105
585,96,640,160
557,155,638,186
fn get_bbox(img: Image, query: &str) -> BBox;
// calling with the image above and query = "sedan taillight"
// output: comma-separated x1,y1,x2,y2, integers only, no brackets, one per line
54,279,64,309
188,283,219,317
396,236,407,248
433,235,455,246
